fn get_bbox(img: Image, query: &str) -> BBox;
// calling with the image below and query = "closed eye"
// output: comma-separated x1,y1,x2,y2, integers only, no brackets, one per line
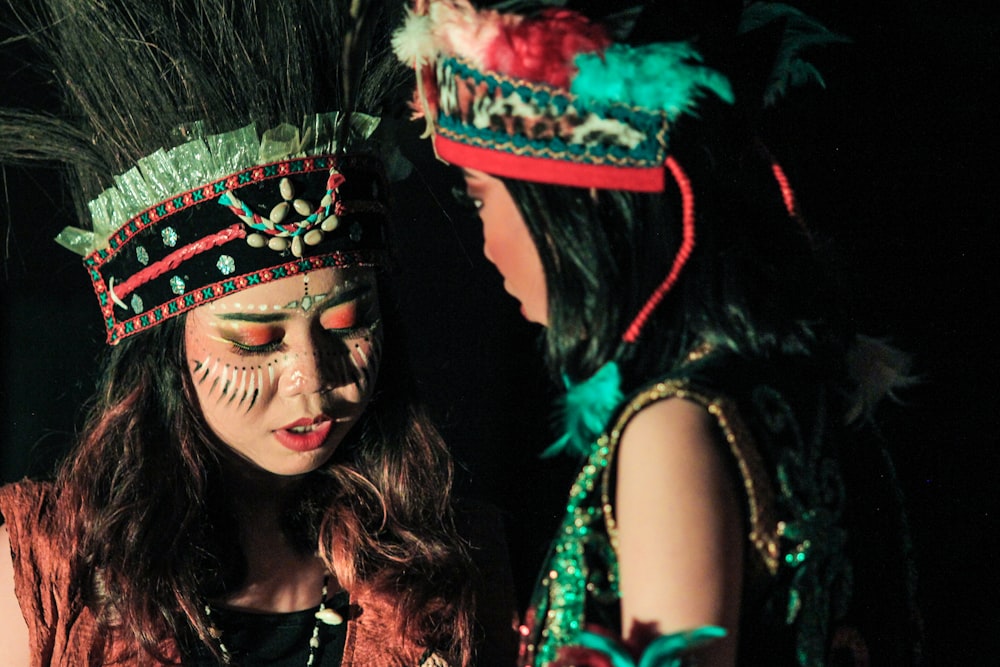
451,185,483,211
229,339,285,356
210,326,285,357
318,287,379,337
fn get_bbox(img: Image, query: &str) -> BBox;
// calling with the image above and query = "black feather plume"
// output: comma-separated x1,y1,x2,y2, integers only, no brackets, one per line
1,0,407,229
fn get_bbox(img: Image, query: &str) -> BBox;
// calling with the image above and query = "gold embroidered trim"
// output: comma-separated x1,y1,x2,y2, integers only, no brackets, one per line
600,379,781,575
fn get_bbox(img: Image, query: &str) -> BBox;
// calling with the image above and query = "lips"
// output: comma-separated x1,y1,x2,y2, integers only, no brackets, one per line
273,416,334,452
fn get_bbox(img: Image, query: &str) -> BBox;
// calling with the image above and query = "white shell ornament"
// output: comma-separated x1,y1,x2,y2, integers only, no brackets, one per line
293,198,313,216
279,177,295,201
219,165,351,258
315,608,343,626
269,201,290,223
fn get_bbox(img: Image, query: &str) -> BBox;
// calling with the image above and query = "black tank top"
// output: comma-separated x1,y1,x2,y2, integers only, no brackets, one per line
184,589,350,666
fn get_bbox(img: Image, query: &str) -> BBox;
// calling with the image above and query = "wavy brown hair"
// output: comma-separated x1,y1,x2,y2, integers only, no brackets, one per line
54,278,475,664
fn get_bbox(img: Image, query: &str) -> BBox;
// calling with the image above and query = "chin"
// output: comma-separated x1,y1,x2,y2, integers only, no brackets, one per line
276,449,338,477
521,305,548,326
236,445,338,478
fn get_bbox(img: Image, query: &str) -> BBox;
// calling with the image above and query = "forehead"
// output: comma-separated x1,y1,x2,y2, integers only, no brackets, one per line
199,266,377,315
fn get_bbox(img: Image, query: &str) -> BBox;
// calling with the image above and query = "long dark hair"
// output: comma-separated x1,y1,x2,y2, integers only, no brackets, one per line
55,275,475,663
503,111,850,393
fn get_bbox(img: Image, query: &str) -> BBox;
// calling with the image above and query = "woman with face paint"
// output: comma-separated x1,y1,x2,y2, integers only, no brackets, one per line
184,269,384,478
0,1,508,665
395,1,922,666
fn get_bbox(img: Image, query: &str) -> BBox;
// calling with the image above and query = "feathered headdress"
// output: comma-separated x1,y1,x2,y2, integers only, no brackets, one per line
392,0,844,345
392,0,734,192
1,0,409,344
391,0,845,193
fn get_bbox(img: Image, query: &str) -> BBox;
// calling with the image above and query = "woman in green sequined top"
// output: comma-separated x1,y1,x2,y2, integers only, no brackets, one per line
394,0,922,664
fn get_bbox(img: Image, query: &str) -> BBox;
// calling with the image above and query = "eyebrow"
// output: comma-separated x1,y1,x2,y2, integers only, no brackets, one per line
214,283,374,323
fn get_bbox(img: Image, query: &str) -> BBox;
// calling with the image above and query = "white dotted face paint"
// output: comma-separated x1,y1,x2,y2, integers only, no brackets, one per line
185,267,381,476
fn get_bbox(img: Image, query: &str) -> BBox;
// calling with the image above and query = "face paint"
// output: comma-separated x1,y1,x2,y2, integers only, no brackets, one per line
185,267,381,476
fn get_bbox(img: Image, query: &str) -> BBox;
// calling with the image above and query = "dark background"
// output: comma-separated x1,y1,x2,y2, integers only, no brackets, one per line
2,2,997,663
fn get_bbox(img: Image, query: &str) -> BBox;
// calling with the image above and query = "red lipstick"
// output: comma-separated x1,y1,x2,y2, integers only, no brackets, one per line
273,416,333,452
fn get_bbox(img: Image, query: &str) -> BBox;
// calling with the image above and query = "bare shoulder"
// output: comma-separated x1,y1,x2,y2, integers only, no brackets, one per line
613,397,743,664
615,396,733,521
0,524,32,665
619,395,717,454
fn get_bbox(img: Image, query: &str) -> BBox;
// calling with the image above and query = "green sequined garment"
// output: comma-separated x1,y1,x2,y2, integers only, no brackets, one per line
515,352,888,666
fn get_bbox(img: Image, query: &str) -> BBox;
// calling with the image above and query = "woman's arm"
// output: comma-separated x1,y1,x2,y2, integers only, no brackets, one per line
0,523,32,665
615,398,744,666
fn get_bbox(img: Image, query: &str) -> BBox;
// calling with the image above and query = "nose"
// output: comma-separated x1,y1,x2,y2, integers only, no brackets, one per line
278,365,323,397
276,338,327,398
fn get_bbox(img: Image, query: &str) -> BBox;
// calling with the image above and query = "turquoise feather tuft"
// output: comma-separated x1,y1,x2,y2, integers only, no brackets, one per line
571,625,728,667
571,43,734,118
637,627,728,667
543,361,624,459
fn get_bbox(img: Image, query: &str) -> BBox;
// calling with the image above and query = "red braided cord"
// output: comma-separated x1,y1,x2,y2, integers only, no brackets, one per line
770,159,803,224
222,199,314,236
112,224,247,300
756,140,811,239
622,156,695,344
222,200,263,226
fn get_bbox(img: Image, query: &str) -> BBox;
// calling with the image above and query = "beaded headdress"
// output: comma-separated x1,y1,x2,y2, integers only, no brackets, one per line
392,0,734,193
1,0,407,344
58,114,394,345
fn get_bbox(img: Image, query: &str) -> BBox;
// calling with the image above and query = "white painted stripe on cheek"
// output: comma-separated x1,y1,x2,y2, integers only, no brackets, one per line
230,368,247,405
241,370,256,409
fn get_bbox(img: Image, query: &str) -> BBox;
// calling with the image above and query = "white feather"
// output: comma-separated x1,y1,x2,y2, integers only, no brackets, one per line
845,335,917,424
392,9,437,66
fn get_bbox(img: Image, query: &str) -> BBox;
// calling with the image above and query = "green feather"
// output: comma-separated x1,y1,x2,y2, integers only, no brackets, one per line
572,43,734,118
738,2,850,106
543,361,624,459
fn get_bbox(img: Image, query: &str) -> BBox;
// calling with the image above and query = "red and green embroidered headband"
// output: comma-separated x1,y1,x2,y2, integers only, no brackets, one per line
392,0,733,192
57,112,393,345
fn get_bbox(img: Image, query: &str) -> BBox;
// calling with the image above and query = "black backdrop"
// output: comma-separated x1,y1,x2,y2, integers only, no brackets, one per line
2,2,997,663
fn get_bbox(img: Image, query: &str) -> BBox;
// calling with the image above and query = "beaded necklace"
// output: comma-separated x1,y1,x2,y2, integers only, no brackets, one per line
204,574,345,666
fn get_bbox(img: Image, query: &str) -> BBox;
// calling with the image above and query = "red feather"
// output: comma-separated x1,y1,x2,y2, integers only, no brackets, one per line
484,9,610,89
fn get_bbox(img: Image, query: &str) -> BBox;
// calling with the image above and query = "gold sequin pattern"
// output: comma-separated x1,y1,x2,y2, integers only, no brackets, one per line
517,434,620,666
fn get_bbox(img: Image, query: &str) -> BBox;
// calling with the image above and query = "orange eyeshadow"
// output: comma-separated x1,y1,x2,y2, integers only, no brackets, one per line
230,325,280,347
320,301,358,330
